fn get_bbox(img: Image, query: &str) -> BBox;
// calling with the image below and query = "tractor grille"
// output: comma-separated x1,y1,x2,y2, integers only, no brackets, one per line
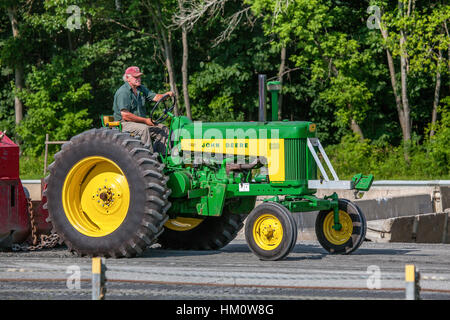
284,139,316,181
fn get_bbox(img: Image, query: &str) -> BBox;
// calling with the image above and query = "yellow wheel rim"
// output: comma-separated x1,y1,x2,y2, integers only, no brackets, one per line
165,217,203,231
253,214,283,250
323,210,353,245
62,156,130,237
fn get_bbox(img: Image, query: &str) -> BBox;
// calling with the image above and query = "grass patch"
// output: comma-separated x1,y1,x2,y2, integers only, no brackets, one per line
19,154,52,180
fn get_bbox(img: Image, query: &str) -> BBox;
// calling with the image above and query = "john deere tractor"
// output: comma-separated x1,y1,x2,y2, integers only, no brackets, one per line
45,75,373,260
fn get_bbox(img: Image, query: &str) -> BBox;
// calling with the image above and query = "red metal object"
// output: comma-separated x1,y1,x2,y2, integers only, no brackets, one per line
35,183,52,235
0,132,30,246
0,132,51,248
0,132,20,179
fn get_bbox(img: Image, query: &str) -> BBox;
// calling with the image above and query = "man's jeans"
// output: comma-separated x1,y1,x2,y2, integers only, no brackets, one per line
121,121,169,155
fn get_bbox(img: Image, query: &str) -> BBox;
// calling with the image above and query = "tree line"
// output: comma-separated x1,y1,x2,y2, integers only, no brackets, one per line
0,0,449,178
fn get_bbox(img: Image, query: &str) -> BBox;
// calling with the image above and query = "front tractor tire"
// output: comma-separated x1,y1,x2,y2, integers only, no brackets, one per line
315,198,367,254
46,128,171,258
245,202,297,261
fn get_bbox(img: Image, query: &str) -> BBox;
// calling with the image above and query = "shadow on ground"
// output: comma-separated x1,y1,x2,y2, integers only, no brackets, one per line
141,240,418,261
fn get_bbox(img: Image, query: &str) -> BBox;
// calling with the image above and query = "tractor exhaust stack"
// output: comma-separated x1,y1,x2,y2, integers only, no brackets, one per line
258,74,267,122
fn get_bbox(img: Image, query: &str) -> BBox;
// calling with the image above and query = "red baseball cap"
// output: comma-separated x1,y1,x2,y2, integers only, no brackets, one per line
124,66,143,77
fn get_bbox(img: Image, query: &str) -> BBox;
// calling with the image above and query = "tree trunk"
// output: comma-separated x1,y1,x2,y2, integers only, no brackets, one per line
178,0,192,119
380,25,409,142
149,1,180,116
162,31,181,116
346,102,364,140
350,119,364,140
86,15,93,45
399,31,411,142
398,0,414,163
13,64,24,125
115,0,121,11
7,6,24,125
443,20,450,91
67,32,73,51
277,46,286,121
430,49,442,137
181,25,191,119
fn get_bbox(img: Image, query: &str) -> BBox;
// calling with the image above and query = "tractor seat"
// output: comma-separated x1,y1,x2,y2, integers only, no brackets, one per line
101,115,140,139
101,115,165,153
102,115,121,129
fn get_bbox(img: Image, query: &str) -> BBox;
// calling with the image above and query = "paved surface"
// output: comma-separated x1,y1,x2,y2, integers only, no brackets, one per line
0,240,449,300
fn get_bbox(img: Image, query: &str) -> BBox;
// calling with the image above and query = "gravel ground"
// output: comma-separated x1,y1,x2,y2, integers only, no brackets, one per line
0,240,449,300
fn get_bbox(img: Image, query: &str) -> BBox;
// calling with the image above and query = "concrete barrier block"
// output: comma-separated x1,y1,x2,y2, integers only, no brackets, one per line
441,187,450,211
415,212,446,243
22,182,42,201
390,216,417,242
297,229,316,241
441,209,450,244
355,194,433,220
366,216,416,243
367,212,449,244
365,219,391,243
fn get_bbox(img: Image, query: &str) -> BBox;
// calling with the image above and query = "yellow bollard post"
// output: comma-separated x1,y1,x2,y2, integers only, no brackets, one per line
92,257,107,300
405,264,420,300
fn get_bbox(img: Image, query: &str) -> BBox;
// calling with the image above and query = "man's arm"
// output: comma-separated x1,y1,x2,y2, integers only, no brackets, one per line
122,88,174,124
121,110,154,126
152,91,175,102
140,84,174,102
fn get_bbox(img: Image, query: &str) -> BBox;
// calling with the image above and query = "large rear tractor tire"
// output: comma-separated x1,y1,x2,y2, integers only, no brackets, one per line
45,128,171,258
157,200,247,250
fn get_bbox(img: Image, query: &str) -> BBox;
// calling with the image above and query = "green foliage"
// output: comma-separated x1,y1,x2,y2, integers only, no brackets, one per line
15,51,94,155
321,76,373,127
193,95,244,122
247,0,381,141
424,100,450,174
326,108,450,180
189,62,249,122
19,154,48,179
0,84,15,135
0,0,449,179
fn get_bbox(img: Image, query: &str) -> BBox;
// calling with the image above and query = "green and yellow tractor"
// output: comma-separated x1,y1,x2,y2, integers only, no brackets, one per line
45,75,373,260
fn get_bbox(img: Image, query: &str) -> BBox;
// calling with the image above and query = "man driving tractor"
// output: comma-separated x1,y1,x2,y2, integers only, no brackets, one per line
113,66,174,155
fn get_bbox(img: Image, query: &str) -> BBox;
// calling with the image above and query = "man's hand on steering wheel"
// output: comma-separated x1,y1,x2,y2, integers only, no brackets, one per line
145,118,155,126
153,91,174,102
149,92,176,125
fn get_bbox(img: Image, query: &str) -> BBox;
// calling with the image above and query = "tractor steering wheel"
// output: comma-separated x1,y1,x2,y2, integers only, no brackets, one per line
149,94,176,125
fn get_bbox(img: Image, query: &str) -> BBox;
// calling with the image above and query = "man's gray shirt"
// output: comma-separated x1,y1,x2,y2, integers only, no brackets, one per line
113,82,156,121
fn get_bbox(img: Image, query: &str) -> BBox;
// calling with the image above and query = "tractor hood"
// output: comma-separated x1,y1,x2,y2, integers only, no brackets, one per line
171,117,317,140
